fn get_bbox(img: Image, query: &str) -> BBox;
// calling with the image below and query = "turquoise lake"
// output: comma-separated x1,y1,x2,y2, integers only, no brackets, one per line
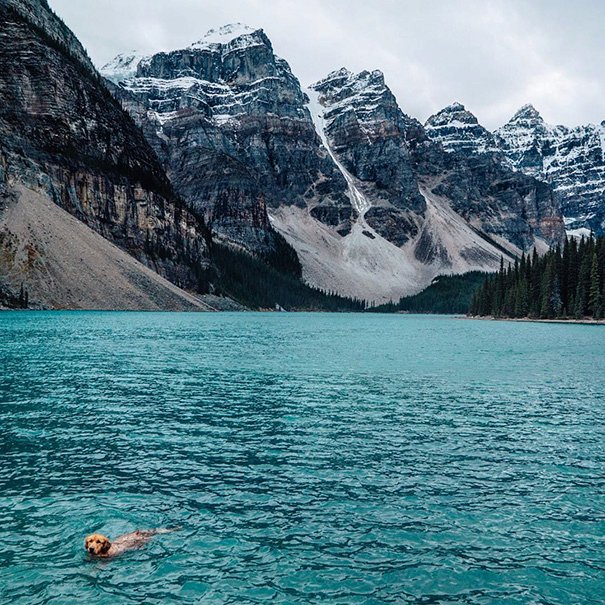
1,312,604,604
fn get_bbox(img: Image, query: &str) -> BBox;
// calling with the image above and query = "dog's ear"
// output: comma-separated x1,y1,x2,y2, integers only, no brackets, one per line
101,539,111,554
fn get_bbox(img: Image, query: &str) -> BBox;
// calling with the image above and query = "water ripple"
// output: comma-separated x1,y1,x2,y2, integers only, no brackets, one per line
1,312,604,604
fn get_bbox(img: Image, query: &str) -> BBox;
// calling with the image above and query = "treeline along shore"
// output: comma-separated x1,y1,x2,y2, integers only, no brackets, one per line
470,235,605,320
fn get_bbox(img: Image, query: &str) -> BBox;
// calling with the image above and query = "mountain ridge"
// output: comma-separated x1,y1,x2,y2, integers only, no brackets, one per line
425,101,605,235
0,8,576,308
100,26,566,302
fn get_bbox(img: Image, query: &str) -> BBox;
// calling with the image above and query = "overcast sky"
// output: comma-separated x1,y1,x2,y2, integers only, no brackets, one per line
49,0,604,129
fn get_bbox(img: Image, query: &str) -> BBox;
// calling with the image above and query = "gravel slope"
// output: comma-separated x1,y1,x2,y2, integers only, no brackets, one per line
0,184,230,311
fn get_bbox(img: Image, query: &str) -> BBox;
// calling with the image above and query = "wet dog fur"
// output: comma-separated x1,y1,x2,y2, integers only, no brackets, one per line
84,528,174,558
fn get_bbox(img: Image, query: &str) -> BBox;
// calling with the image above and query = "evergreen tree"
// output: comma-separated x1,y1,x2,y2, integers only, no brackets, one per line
589,250,603,318
18,283,28,309
469,234,605,321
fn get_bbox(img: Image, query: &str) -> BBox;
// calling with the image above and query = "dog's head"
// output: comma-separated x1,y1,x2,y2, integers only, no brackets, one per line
84,533,111,556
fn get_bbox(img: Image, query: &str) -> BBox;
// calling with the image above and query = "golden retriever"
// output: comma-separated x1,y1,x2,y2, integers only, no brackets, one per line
84,528,175,558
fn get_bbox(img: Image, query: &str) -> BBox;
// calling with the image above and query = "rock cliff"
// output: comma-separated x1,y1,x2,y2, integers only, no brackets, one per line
0,0,213,308
309,68,426,247
426,101,604,235
103,25,352,269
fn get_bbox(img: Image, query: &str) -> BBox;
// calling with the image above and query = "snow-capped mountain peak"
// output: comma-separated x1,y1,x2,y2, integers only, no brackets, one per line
425,102,497,155
310,68,354,89
445,101,465,112
101,24,268,85
317,67,383,85
492,105,558,181
426,102,479,127
510,103,543,122
100,51,150,83
310,67,396,122
189,23,262,49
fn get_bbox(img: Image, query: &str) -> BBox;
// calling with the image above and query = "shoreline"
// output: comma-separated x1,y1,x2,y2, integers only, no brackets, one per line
464,315,605,326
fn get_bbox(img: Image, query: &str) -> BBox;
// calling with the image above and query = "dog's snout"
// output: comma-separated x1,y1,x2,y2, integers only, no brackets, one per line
88,546,95,553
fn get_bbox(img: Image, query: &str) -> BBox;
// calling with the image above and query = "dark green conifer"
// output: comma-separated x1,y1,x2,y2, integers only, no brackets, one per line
589,251,602,316
469,234,605,321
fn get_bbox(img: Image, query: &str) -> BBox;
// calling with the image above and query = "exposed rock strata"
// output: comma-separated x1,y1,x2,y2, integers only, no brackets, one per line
426,102,604,235
103,25,352,266
0,0,213,308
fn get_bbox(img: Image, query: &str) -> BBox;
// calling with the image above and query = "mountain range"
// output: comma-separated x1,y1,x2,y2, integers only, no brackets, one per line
2,2,602,310
425,102,605,237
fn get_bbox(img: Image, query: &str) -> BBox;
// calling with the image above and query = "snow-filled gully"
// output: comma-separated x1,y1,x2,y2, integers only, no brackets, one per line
306,88,371,216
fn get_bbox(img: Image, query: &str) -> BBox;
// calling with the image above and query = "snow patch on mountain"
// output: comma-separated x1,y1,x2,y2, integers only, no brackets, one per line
190,23,258,48
567,227,593,240
306,87,371,216
101,51,149,84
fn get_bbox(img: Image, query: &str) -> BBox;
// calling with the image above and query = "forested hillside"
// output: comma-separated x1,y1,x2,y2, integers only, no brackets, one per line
373,272,487,314
470,236,605,319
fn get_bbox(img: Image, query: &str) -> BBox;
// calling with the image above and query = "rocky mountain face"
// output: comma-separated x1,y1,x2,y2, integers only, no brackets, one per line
422,104,564,251
426,103,605,235
495,106,605,234
0,0,214,308
309,69,426,247
102,24,352,270
2,3,574,306
494,105,555,177
425,102,498,156
104,31,565,302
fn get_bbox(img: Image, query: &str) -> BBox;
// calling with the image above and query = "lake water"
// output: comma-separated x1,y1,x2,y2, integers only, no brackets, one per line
1,312,604,604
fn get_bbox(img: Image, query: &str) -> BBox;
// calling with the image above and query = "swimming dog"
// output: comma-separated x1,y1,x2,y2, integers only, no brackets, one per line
84,528,175,558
